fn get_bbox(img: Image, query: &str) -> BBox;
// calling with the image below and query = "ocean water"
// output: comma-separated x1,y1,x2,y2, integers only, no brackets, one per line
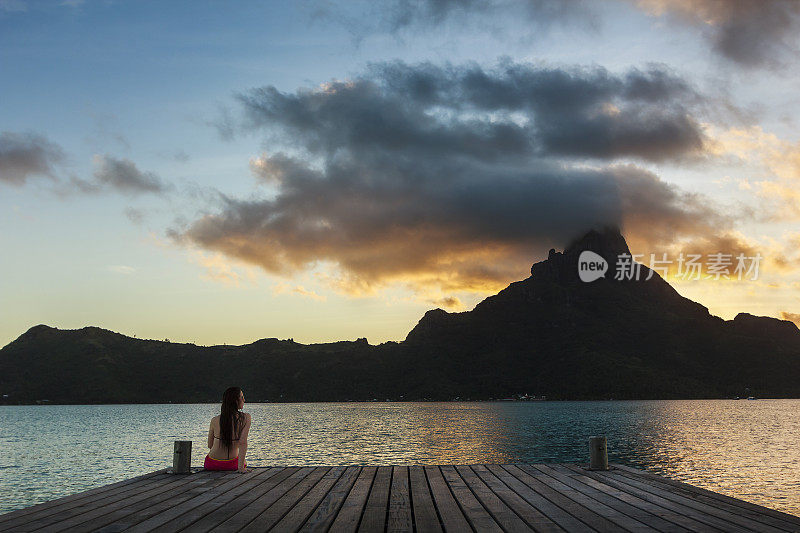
1,400,798,516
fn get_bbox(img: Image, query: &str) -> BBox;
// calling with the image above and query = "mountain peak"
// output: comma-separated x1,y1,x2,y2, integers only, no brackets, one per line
531,226,631,282
732,312,800,338
564,227,630,257
19,324,56,340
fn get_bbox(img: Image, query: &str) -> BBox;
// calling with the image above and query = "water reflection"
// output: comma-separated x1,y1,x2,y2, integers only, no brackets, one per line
1,400,798,516
245,403,515,465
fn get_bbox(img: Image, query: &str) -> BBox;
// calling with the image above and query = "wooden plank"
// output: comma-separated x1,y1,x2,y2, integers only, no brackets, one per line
455,465,532,532
270,466,350,531
4,463,796,533
501,465,627,532
424,466,472,533
0,472,171,531
328,466,377,533
560,465,751,533
50,472,229,533
11,471,222,533
589,468,790,533
520,464,658,532
109,468,281,531
611,464,800,530
185,467,301,533
358,465,393,533
612,463,800,527
237,466,331,532
471,465,564,533
440,465,503,532
485,465,586,532
67,469,255,533
0,469,166,527
106,471,239,531
409,465,443,533
203,467,316,531
93,468,284,533
526,464,690,533
301,466,362,532
387,466,413,532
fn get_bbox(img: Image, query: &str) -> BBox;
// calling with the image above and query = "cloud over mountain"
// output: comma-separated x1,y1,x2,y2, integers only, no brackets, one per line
172,61,733,294
173,156,727,293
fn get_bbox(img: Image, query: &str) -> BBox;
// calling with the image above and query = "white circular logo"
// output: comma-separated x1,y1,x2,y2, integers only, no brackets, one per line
578,251,608,282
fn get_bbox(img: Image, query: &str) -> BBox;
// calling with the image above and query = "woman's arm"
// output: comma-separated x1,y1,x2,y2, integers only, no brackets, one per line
207,420,215,449
237,413,251,472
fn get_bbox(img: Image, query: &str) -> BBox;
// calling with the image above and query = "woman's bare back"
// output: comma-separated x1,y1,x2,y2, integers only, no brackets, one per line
207,414,246,460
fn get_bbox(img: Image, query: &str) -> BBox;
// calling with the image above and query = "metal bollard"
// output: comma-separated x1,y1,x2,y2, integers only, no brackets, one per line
173,441,192,474
589,436,609,470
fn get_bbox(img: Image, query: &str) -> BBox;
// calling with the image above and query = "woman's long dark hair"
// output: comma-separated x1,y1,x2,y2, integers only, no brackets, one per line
219,387,244,451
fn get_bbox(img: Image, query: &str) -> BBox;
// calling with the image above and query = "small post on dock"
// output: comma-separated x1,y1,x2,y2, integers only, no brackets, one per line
589,435,608,470
173,440,192,474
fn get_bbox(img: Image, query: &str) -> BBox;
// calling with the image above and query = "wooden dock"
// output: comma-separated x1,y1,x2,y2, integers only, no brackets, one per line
1,464,798,532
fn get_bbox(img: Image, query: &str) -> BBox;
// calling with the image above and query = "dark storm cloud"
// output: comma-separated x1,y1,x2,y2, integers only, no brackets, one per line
316,0,800,69
173,60,733,292
70,155,171,195
0,131,65,186
172,156,728,291
636,0,800,69
238,61,706,162
174,155,620,280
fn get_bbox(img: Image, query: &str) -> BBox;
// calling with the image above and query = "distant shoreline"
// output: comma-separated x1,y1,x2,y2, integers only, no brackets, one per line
4,235,800,404
2,397,797,407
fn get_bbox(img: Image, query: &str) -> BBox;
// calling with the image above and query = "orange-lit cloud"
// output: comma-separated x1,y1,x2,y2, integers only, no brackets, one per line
171,61,786,301
757,182,800,221
430,296,464,310
627,230,766,281
190,251,243,286
708,125,800,220
272,282,326,301
781,312,800,327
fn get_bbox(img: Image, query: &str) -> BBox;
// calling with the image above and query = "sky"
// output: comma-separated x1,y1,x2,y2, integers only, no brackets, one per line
2,0,800,348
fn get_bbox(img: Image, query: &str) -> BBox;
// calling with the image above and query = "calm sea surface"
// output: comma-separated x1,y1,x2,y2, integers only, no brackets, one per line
1,400,798,516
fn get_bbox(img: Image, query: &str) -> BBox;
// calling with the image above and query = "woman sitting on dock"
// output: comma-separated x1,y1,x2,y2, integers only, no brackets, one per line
205,386,251,473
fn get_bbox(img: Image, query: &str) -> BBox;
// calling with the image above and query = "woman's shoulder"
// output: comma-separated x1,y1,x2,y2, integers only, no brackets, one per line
242,411,251,422
210,414,220,424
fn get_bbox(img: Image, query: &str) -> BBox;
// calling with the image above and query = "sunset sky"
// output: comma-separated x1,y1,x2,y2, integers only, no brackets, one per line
2,0,800,347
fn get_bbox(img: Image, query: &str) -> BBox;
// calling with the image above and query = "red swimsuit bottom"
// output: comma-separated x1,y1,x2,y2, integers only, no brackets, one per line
204,455,242,471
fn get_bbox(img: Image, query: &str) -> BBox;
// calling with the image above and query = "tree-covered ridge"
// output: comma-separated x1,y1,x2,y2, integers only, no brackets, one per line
2,229,799,403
